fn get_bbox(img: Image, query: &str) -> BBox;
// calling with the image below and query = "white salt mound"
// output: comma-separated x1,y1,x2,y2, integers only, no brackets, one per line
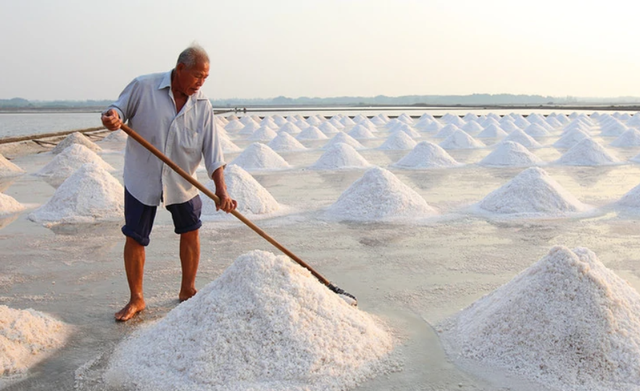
553,128,591,149
104,250,395,391
201,165,281,215
35,144,115,180
100,129,128,143
230,143,291,171
51,132,101,155
220,137,242,153
323,132,365,150
616,182,640,209
0,305,70,376
268,133,307,151
477,167,589,216
377,131,417,150
310,143,371,170
0,193,25,216
326,166,436,221
296,126,328,140
0,154,25,177
479,141,544,167
348,124,376,139
555,138,619,166
249,126,278,142
28,163,124,224
503,128,542,149
610,128,640,147
393,141,461,169
439,130,484,149
441,246,640,391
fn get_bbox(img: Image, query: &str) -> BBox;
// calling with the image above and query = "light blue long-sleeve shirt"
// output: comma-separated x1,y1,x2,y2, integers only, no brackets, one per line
108,70,225,206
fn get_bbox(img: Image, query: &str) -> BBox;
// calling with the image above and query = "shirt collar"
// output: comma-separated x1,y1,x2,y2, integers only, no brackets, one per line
158,70,172,90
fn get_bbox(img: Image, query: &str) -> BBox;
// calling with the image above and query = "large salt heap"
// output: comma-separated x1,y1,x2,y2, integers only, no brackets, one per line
439,130,484,149
0,305,71,376
28,163,124,225
323,132,365,150
310,143,371,170
502,128,542,149
440,246,640,391
0,154,25,177
610,128,640,147
35,144,115,185
553,128,591,149
51,132,101,155
476,167,589,216
230,143,291,171
479,141,544,167
325,167,436,221
104,250,395,391
392,141,461,169
377,131,417,150
348,124,377,139
296,126,329,140
201,165,282,216
554,138,620,166
268,133,307,152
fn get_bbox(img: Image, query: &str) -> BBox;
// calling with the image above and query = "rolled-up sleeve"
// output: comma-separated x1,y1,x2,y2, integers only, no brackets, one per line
202,107,226,179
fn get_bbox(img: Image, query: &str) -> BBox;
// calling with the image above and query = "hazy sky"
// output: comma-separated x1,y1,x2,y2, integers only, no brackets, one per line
1,0,639,100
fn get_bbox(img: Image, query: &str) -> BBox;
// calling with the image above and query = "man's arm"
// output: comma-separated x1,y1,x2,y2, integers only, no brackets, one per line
212,167,237,213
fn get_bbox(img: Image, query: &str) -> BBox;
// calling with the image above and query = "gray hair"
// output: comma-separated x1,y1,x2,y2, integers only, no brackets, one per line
176,44,209,68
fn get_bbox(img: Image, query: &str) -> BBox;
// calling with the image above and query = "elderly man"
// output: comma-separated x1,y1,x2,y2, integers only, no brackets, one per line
101,45,236,322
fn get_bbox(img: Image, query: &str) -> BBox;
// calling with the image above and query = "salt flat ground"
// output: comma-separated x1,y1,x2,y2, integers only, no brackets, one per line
2,127,640,390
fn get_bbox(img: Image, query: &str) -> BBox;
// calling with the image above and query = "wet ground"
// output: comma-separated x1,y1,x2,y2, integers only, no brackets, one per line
2,130,640,390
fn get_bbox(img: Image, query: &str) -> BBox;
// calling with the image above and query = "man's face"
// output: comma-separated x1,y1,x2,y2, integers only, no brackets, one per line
175,60,210,96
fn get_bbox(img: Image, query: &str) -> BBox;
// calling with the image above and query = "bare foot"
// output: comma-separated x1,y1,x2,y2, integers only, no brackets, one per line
179,288,197,303
115,298,145,322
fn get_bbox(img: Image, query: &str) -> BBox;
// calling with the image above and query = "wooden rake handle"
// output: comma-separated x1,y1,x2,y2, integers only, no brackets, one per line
119,123,331,286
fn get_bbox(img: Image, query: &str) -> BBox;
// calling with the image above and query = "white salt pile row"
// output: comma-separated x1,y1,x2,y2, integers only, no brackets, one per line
324,132,365,150
201,164,282,216
51,132,101,155
104,250,395,391
29,163,124,225
310,143,371,170
440,246,640,391
439,130,484,150
230,143,291,171
0,193,25,216
1,305,70,376
377,131,416,150
325,167,436,221
554,138,619,166
392,141,460,169
476,167,589,216
0,154,25,177
478,141,543,167
35,144,115,184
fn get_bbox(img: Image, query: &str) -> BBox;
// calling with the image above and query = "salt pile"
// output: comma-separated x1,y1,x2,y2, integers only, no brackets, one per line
503,128,542,149
616,182,640,209
340,116,357,126
278,122,303,135
439,130,484,149
435,124,459,139
318,121,340,135
238,121,261,135
476,167,589,216
310,143,371,170
476,124,508,139
249,126,278,142
0,154,25,177
35,144,115,182
104,250,395,391
268,133,307,152
323,132,365,150
553,128,591,149
600,120,628,137
523,123,550,137
0,193,25,216
392,141,461,169
325,167,436,221
220,137,242,153
610,128,640,147
422,120,443,133
28,162,124,224
296,126,328,140
0,305,70,376
479,141,543,167
461,121,484,134
377,131,417,150
393,123,422,139
224,119,245,133
347,124,376,139
100,129,128,143
555,138,620,166
230,143,291,171
51,132,101,155
440,246,640,391
201,165,282,215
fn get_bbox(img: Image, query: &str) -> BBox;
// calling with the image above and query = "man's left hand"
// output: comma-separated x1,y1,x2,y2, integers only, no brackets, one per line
216,193,237,213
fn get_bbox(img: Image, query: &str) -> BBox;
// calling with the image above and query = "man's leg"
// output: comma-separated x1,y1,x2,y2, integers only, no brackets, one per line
115,237,147,321
179,229,200,302
167,195,203,302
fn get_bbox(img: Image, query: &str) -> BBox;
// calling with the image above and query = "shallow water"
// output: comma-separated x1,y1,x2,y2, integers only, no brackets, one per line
3,126,640,390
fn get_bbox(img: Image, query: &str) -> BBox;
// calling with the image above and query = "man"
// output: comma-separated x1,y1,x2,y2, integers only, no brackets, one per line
101,44,237,322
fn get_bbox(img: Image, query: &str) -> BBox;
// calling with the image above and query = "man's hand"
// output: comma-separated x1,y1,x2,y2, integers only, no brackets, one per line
216,192,238,213
101,109,122,131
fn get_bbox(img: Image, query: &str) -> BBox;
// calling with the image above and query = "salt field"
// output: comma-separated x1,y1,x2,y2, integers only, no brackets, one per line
3,110,640,390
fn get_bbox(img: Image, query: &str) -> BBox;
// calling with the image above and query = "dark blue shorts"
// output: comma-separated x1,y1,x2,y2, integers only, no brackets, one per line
122,188,202,246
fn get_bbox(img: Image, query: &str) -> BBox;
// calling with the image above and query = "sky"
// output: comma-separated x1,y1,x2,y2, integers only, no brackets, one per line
1,0,639,101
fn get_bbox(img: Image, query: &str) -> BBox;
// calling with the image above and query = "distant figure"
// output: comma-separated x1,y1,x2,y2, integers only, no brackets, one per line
243,107,247,114
100,44,237,322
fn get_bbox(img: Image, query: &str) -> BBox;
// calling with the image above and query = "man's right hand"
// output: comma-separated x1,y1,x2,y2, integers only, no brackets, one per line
101,109,122,131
